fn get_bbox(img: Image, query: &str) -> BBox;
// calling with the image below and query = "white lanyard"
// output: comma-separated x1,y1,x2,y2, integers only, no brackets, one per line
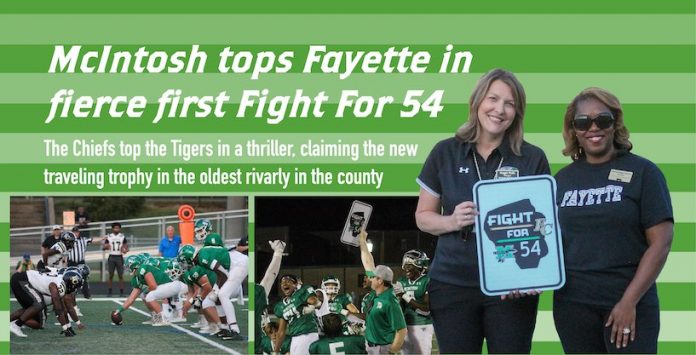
473,151,503,181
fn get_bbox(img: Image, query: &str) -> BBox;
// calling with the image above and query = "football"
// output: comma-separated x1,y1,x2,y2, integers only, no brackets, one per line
111,311,123,325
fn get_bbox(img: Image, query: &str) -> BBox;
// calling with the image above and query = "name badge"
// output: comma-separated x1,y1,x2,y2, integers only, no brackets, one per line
495,166,519,179
608,169,633,183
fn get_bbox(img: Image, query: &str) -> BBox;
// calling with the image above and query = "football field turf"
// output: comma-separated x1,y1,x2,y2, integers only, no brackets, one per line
10,298,248,354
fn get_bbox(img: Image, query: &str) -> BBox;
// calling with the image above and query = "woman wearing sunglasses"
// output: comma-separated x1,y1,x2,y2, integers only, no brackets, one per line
415,68,549,353
554,87,674,353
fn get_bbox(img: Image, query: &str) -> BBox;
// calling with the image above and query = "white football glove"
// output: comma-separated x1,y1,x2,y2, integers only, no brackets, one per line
402,291,415,303
301,304,316,315
392,281,404,295
269,240,286,255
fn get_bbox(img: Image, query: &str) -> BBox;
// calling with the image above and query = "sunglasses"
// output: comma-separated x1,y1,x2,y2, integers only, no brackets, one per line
572,112,615,131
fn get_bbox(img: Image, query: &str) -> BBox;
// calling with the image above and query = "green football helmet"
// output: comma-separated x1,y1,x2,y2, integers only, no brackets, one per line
165,260,183,281
178,244,196,265
203,233,224,247
126,254,144,273
145,256,164,268
402,249,429,271
194,219,212,241
321,275,341,295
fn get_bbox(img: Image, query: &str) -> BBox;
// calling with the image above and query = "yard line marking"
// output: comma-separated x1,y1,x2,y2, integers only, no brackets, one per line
111,300,242,355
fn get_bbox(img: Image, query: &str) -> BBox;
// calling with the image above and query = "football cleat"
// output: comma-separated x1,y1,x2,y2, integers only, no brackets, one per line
151,313,169,327
220,329,245,341
10,321,27,337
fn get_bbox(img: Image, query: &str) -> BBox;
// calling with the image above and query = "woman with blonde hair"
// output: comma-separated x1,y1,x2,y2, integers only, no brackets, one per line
554,87,673,353
415,68,549,353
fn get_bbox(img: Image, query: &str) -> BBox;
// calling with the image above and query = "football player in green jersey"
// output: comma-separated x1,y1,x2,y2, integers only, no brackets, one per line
181,263,223,335
191,240,248,341
261,318,291,354
358,229,407,354
315,275,362,336
113,254,187,326
310,313,367,354
394,249,433,355
178,245,225,334
273,274,321,354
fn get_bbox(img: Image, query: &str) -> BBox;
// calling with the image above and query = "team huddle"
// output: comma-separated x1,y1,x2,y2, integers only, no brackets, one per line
256,230,433,355
10,219,249,342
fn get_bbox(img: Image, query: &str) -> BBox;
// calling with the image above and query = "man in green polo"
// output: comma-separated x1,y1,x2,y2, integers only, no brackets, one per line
358,229,407,354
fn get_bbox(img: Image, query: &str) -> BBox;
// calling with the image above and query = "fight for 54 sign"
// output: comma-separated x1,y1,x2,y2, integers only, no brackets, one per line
473,175,565,296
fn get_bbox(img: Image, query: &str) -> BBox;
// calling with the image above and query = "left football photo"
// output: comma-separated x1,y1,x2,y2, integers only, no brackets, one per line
9,196,250,354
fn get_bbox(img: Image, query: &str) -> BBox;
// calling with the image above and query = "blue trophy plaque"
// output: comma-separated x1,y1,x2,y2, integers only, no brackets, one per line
473,175,565,296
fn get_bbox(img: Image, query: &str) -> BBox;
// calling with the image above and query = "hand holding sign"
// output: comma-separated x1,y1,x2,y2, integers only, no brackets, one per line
340,201,372,247
451,201,479,230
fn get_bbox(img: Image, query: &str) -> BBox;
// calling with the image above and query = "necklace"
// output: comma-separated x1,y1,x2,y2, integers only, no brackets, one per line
473,151,503,181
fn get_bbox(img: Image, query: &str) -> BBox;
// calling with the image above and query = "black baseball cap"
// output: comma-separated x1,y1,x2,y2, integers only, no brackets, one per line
238,235,248,247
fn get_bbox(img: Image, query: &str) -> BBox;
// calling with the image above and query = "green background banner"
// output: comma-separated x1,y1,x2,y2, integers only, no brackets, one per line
1,0,694,354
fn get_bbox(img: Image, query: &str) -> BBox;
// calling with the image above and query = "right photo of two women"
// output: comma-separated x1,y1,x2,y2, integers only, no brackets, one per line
255,69,675,355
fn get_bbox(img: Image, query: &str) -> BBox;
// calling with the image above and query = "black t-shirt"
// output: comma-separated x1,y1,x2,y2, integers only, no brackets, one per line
42,235,60,249
417,136,550,287
554,152,673,308
76,211,89,227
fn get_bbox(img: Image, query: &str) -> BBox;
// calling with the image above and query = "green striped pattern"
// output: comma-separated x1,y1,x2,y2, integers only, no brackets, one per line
1,1,694,353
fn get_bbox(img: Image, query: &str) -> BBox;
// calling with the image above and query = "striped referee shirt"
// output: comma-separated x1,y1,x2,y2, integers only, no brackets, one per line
68,236,92,263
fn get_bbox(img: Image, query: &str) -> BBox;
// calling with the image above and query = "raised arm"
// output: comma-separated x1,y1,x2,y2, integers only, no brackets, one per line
358,229,375,272
260,240,286,296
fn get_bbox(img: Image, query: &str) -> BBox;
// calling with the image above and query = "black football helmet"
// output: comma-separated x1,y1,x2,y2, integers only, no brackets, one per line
62,269,83,294
60,231,76,250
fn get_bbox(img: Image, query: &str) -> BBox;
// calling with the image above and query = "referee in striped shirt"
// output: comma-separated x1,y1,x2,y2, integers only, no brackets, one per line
68,226,95,298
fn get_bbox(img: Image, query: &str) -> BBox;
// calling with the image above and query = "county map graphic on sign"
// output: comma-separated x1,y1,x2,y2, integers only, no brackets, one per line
483,199,549,268
473,176,565,296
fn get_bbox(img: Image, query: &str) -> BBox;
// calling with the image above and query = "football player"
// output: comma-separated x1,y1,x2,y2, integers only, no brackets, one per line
55,265,91,329
310,313,367,354
315,275,361,335
260,316,291,355
393,249,433,355
10,268,83,337
113,254,186,326
179,245,224,335
192,233,247,340
40,231,76,271
273,274,321,355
